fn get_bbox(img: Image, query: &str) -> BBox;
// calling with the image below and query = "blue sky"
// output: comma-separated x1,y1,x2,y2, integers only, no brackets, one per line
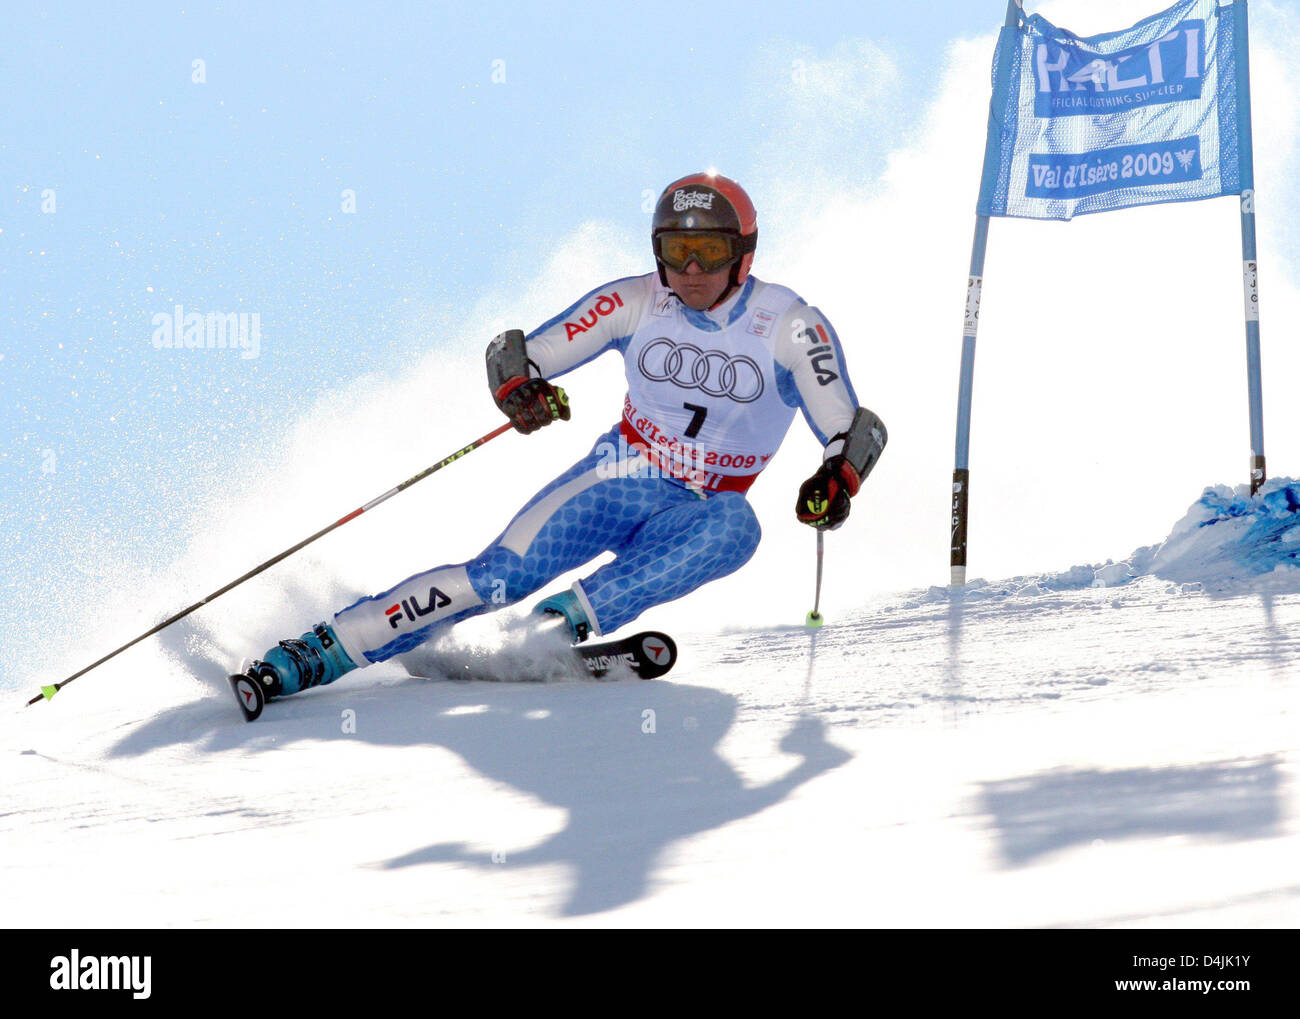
0,2,997,623
3,1,1298,689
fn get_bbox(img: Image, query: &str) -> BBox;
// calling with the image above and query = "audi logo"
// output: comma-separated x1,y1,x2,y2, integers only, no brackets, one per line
637,337,764,403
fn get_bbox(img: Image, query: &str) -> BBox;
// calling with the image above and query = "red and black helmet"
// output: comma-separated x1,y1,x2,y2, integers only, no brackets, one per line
651,172,758,295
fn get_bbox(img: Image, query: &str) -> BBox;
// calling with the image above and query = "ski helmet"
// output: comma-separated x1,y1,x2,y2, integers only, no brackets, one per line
651,173,758,298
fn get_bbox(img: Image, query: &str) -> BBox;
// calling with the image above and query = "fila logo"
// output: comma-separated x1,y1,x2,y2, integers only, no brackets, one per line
386,586,452,628
798,324,839,386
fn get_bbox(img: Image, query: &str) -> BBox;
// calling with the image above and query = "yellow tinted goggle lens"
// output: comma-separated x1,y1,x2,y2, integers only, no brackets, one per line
658,232,736,271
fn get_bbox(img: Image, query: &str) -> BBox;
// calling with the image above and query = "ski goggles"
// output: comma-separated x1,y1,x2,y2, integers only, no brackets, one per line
654,231,741,273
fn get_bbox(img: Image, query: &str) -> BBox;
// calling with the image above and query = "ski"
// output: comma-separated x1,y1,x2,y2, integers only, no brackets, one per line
430,631,678,684
228,631,677,721
228,672,266,722
574,631,677,680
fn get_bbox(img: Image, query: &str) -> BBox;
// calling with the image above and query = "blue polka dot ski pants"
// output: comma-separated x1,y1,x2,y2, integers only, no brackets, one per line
331,425,762,664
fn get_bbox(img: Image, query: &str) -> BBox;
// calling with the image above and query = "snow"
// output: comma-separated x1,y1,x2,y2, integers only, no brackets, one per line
6,0,1299,934
4,484,1299,926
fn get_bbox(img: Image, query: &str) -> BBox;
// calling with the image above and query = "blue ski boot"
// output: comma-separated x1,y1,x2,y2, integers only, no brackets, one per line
246,622,358,701
534,590,592,644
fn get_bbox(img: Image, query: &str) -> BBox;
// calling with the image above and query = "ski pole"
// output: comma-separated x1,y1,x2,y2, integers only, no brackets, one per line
25,421,515,707
805,529,825,628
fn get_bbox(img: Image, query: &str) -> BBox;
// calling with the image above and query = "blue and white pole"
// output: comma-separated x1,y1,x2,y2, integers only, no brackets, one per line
951,0,1023,587
1235,0,1266,495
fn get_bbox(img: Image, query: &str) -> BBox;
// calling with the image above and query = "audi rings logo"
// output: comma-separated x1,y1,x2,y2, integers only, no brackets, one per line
637,338,764,403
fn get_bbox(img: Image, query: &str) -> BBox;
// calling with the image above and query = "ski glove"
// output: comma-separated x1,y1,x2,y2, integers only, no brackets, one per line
495,376,571,434
796,456,860,530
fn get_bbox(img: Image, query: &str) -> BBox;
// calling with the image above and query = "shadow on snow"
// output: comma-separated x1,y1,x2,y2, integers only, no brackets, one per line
107,633,851,919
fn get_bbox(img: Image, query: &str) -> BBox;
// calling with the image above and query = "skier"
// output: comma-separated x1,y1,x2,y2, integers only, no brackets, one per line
239,172,886,702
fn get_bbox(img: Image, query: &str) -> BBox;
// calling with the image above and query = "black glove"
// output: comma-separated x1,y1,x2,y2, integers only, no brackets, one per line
795,456,860,530
496,377,570,434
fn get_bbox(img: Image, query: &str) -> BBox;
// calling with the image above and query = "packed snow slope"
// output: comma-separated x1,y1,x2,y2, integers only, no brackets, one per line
2,481,1298,926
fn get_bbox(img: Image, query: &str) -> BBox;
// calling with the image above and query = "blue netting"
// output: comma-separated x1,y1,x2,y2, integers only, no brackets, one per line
977,0,1246,221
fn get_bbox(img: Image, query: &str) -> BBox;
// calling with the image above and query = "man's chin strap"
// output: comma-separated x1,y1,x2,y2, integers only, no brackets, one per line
708,280,741,311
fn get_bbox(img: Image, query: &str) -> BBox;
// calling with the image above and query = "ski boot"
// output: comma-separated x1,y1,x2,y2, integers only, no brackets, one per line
533,589,592,644
230,622,357,721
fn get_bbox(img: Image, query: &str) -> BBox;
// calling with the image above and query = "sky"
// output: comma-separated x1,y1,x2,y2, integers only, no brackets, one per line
2,0,1299,691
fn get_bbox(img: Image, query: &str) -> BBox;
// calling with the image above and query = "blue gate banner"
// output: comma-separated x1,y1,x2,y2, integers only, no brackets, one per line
978,0,1248,220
